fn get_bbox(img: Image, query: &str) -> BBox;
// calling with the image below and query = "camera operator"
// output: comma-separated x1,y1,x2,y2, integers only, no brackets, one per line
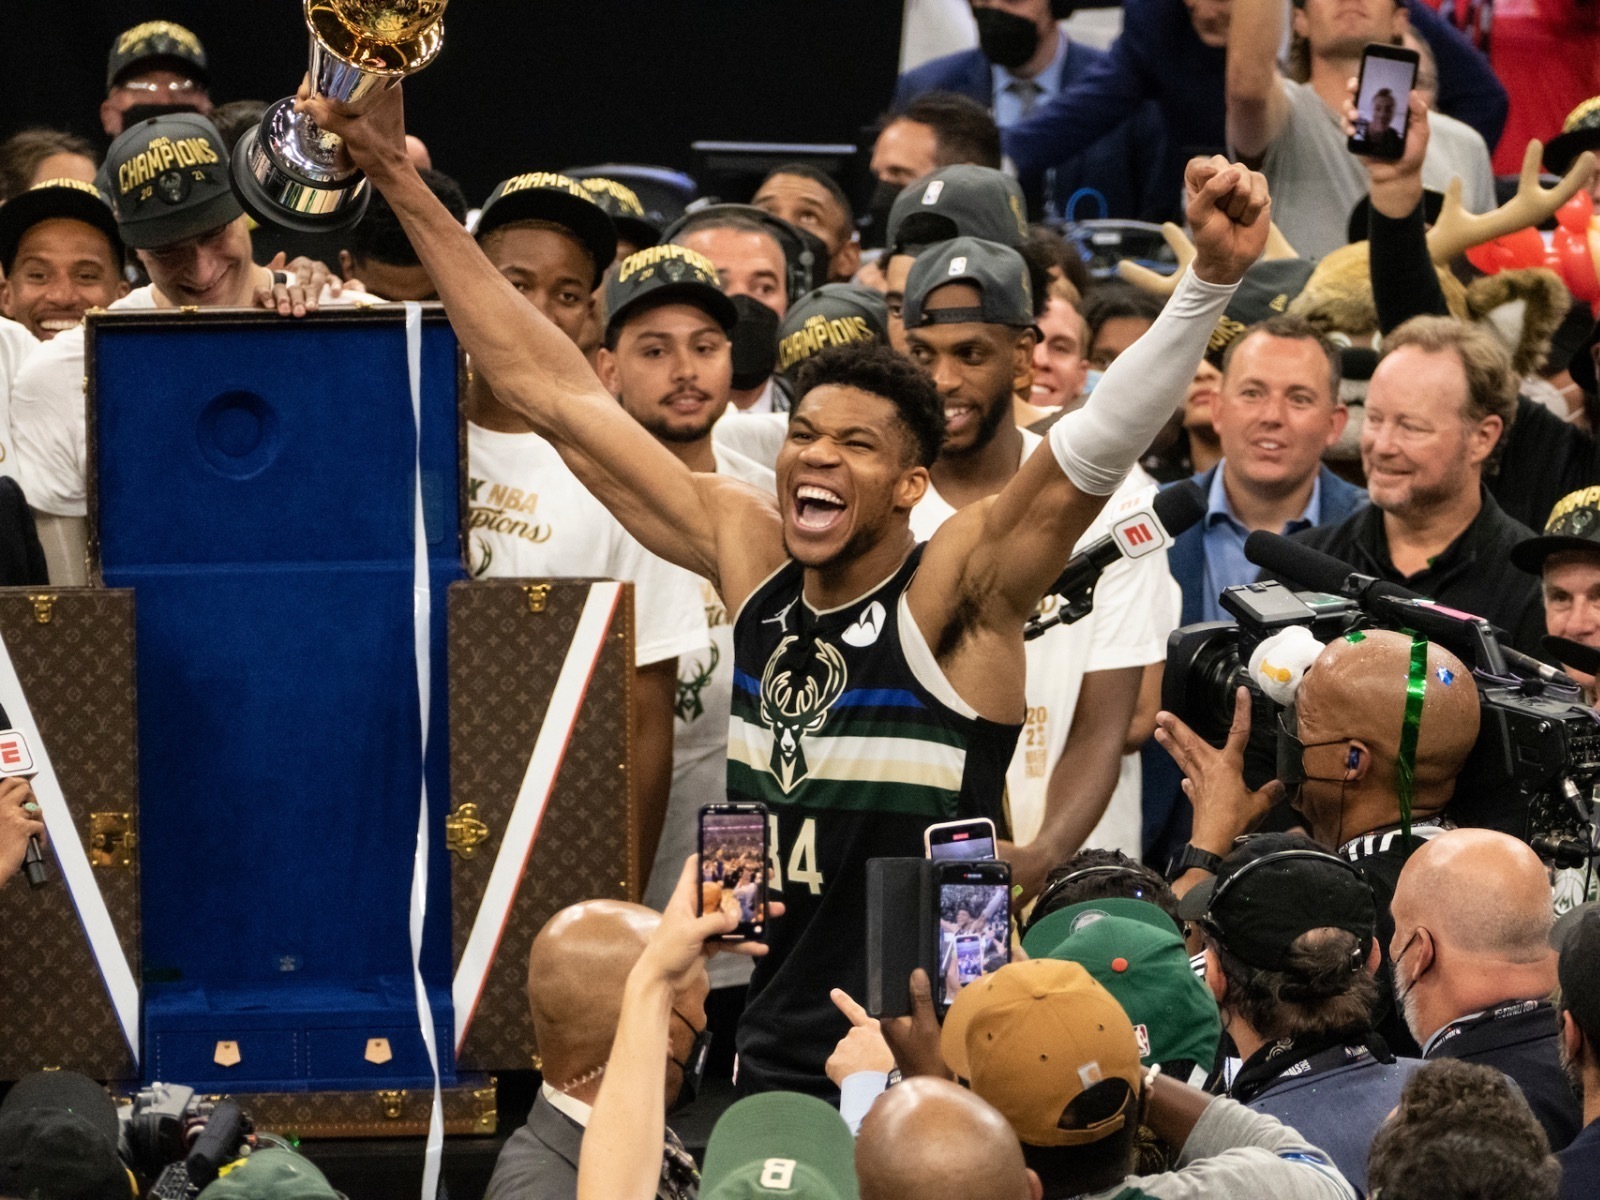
0,777,44,887
1181,833,1421,1193
1513,487,1600,705
1156,628,1479,1055
1387,828,1582,1150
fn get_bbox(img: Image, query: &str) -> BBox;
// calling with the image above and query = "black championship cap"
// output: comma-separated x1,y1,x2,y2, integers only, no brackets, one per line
886,165,1029,257
603,244,739,342
1177,833,1377,971
902,237,1036,332
0,1071,128,1200
1546,96,1600,176
0,177,123,274
579,177,662,251
1205,257,1317,364
106,20,210,91
1512,486,1600,573
475,172,618,288
102,112,241,250
1553,903,1600,1040
776,283,889,383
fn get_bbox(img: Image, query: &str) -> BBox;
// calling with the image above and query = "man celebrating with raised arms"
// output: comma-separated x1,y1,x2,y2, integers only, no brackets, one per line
303,81,1271,1095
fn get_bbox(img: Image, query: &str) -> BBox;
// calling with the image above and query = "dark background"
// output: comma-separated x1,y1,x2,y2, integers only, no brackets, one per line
1,0,906,207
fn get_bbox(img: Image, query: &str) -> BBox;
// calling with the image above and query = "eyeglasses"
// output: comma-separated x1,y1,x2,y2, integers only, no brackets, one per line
115,79,204,96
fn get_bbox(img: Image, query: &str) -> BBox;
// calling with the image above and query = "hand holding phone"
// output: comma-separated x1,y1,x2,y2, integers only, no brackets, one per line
1347,44,1420,162
698,803,770,942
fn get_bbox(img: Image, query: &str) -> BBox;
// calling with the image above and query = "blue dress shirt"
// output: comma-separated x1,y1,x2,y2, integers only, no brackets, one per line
1199,466,1322,623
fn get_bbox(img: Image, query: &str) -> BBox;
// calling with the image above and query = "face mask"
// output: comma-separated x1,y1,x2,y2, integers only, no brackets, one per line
864,178,902,252
729,293,781,390
120,102,204,130
1275,707,1354,793
975,7,1041,71
1082,368,1104,395
667,1013,712,1113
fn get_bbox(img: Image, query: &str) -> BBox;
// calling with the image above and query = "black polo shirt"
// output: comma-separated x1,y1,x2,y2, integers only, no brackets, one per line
1289,488,1545,657
1424,999,1583,1151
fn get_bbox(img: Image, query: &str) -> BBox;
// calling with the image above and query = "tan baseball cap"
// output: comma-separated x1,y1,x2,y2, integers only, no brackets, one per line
940,959,1142,1148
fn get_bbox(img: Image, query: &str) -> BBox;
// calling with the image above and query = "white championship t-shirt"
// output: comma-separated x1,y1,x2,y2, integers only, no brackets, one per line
466,422,708,668
645,444,776,987
0,317,39,487
10,283,371,518
909,433,1178,853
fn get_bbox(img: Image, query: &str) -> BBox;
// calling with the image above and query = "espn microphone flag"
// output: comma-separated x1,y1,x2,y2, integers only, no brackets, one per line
0,729,35,776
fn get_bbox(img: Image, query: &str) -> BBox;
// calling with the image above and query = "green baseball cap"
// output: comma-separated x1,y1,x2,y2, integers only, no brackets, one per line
702,1093,859,1200
886,165,1028,256
1023,897,1182,955
1029,912,1221,1069
902,237,1036,332
196,1148,341,1200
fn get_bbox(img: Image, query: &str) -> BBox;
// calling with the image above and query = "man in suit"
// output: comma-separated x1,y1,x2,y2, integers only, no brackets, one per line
1146,315,1364,867
485,898,708,1200
893,0,1174,221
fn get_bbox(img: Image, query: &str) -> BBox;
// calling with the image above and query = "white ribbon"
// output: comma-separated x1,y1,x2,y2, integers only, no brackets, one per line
0,629,140,1063
404,302,444,1198
451,581,623,1052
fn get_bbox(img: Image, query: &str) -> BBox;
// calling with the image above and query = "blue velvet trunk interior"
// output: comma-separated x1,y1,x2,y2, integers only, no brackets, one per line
91,310,463,1091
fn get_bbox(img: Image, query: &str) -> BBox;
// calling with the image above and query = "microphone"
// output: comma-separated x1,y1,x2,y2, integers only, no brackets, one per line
1544,636,1600,679
1025,481,1207,640
1242,531,1567,685
0,729,47,889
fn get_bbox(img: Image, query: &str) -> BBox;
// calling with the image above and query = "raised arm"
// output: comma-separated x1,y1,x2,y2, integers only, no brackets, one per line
1225,0,1291,162
299,85,782,601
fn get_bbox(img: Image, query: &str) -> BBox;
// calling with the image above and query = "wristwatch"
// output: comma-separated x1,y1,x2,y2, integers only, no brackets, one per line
1166,843,1224,882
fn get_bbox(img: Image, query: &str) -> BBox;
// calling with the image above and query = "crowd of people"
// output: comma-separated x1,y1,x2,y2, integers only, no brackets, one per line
7,3,1600,1198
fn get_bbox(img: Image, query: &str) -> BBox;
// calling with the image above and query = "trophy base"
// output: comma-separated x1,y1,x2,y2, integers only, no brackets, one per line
229,104,371,237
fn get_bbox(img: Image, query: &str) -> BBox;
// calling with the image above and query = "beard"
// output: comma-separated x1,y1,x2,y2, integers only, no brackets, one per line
944,386,1014,459
629,389,718,444
1559,1035,1588,1102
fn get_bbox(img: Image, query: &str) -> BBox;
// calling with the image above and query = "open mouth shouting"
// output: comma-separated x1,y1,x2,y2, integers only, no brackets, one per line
793,483,848,533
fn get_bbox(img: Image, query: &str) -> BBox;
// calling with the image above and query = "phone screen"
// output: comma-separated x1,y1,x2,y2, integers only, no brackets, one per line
1348,46,1418,161
937,866,1011,1008
698,805,768,941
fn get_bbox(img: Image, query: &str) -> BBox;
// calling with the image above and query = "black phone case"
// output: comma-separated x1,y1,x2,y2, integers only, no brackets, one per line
865,857,939,1019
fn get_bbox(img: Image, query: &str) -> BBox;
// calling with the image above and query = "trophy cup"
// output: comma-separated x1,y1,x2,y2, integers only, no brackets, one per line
230,0,448,233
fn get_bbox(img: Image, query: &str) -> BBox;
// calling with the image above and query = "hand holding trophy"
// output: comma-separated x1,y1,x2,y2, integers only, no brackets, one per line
230,0,448,233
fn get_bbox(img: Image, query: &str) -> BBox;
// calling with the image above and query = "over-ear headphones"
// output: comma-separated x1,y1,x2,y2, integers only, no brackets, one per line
659,204,826,304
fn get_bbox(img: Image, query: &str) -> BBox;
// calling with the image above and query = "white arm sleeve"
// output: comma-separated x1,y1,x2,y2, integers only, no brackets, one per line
1050,270,1239,496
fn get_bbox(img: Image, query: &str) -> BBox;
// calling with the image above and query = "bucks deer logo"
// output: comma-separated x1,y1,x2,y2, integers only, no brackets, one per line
676,643,721,722
759,634,847,793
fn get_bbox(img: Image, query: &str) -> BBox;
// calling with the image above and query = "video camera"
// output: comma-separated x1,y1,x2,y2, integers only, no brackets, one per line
1162,532,1600,864
120,1083,254,1198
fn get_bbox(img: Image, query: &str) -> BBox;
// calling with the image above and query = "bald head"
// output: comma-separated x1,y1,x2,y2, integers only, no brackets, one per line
526,899,660,1082
856,1078,1036,1200
1393,829,1553,962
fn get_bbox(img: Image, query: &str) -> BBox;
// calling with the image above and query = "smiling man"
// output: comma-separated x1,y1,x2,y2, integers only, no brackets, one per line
0,178,127,343
1512,487,1600,704
309,75,1272,1095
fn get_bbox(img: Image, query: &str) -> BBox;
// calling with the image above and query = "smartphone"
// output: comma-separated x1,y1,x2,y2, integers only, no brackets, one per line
698,802,769,942
1347,43,1419,161
925,817,997,862
935,859,1012,1010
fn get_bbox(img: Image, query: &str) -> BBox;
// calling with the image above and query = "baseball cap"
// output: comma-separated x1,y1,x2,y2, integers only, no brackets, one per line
1512,486,1600,573
0,1072,129,1200
604,243,739,341
580,177,662,250
902,237,1036,332
1026,911,1222,1068
0,177,123,274
1546,96,1600,175
776,284,889,383
475,172,618,288
886,166,1029,257
1178,834,1377,972
941,959,1142,1148
700,1093,859,1200
101,112,241,250
196,1148,341,1200
1204,257,1318,364
106,20,210,92
1552,903,1600,1041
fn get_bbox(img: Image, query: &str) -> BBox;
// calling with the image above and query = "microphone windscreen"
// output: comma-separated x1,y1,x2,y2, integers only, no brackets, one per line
1152,480,1206,538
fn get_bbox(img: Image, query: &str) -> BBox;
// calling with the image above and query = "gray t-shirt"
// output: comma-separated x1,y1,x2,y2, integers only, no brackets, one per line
1259,78,1495,262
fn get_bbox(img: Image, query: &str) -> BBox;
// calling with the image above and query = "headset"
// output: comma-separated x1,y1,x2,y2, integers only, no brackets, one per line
659,203,826,304
1194,848,1370,927
1022,862,1180,939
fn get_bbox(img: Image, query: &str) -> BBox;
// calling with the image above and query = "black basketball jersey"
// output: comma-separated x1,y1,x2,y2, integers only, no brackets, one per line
728,545,1020,1095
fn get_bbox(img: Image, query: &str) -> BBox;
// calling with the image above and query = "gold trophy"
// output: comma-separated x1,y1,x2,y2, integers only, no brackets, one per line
230,0,448,233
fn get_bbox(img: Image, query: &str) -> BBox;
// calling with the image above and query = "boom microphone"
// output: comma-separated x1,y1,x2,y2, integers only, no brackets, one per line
1025,481,1207,640
1242,531,1570,686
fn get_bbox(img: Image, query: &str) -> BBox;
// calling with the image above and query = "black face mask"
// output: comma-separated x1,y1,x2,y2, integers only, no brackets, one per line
1275,708,1353,793
668,1011,712,1113
729,294,781,391
975,8,1041,71
863,178,902,252
119,102,205,132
